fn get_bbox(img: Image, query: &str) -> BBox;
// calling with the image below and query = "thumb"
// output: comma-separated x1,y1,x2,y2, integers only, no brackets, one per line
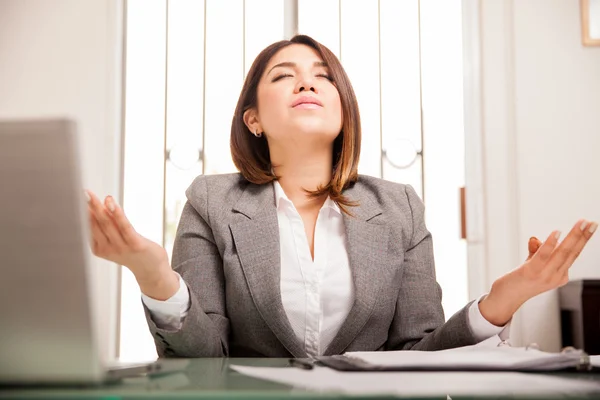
526,236,542,261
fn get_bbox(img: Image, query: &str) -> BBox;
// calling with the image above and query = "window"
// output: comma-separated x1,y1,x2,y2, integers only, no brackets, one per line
121,0,467,362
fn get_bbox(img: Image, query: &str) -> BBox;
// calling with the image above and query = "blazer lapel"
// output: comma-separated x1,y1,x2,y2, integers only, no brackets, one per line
324,182,389,356
229,182,307,358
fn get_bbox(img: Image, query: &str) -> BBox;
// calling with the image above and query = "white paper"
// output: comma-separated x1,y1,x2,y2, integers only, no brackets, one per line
344,344,582,371
230,365,600,397
591,355,600,367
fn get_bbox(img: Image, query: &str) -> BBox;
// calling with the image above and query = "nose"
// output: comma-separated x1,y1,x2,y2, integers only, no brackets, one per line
294,73,317,94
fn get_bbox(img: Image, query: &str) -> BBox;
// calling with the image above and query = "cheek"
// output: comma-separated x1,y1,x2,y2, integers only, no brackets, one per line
257,87,287,129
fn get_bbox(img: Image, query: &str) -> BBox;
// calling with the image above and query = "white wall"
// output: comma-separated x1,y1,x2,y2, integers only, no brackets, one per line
478,0,600,351
0,0,123,360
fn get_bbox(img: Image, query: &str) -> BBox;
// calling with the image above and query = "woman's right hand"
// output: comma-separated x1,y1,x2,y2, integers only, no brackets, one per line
85,190,179,300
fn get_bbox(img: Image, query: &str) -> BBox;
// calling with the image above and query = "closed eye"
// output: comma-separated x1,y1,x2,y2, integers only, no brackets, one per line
272,73,333,83
272,74,293,82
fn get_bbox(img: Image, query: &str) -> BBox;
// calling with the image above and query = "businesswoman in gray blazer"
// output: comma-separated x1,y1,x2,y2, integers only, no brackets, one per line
87,35,596,358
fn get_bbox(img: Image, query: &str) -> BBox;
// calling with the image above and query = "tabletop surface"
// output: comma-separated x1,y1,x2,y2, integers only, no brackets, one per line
2,357,600,399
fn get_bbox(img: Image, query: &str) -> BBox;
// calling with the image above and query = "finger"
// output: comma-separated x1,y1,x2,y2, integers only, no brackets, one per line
556,220,597,275
86,190,109,251
104,196,138,246
527,236,542,261
88,206,108,252
88,193,126,249
529,230,561,275
86,190,105,214
546,220,592,271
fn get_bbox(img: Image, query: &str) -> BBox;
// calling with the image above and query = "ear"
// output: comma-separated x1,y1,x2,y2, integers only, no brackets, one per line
243,108,262,136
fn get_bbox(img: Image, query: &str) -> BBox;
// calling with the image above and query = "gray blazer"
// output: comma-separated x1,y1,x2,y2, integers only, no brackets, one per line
144,173,479,358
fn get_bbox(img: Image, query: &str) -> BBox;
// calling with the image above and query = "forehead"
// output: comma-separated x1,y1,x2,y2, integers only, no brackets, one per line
266,44,324,68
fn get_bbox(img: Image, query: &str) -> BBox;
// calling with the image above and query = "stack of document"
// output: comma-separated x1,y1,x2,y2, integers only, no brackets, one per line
317,344,593,372
230,365,600,397
230,341,600,397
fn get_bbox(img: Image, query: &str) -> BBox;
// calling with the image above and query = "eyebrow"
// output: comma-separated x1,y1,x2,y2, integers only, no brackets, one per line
267,61,328,75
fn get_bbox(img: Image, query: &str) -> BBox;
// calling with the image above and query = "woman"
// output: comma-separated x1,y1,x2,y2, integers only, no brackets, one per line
87,35,596,358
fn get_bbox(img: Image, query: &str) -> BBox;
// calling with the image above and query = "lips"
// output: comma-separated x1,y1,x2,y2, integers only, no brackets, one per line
292,96,323,108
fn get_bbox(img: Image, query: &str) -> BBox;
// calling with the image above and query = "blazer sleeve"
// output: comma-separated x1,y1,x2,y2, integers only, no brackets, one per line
385,184,478,351
143,176,229,357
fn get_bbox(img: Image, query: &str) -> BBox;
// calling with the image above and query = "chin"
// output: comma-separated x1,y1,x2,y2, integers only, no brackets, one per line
296,127,339,142
291,121,339,136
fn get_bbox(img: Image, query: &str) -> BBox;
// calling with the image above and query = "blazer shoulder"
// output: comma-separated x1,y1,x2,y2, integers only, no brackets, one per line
355,174,420,208
355,175,425,247
185,173,249,217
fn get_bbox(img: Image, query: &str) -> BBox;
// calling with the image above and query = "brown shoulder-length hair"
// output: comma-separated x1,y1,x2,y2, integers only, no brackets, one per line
230,34,361,214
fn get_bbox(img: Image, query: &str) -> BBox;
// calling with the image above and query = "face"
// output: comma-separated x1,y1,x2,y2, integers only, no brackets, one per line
245,44,343,150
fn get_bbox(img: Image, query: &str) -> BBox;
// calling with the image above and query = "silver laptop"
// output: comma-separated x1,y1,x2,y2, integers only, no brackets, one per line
0,119,183,385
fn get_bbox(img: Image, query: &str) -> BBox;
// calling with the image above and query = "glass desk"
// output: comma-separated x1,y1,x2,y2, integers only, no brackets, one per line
1,358,600,399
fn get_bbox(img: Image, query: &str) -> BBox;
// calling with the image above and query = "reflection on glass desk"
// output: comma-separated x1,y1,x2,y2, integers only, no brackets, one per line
1,358,600,399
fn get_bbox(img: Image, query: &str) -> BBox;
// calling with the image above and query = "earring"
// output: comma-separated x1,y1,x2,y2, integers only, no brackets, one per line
254,129,263,138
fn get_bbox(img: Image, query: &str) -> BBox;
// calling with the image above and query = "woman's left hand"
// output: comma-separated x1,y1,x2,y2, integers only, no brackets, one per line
479,219,597,326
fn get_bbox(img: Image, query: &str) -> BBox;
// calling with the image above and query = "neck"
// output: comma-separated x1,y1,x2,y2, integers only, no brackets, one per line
271,145,333,210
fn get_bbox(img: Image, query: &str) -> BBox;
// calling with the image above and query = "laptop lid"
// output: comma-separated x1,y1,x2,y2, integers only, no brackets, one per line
0,119,105,384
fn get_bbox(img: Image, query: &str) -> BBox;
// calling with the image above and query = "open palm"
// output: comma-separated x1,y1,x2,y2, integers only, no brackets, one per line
86,190,169,279
495,220,596,307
